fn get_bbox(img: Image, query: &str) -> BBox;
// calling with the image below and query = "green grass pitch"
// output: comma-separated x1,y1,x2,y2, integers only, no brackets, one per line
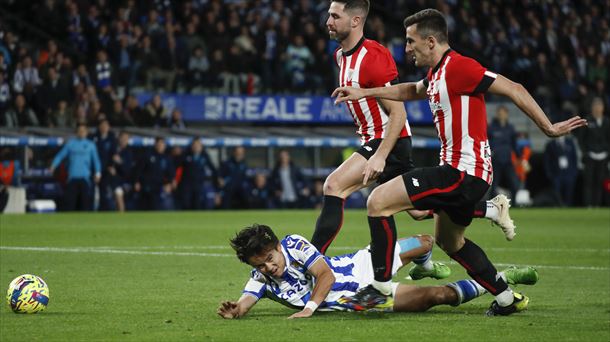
1,209,609,341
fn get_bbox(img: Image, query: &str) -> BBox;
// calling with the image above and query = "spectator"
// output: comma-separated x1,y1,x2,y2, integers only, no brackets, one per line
220,146,249,209
89,117,117,210
49,101,73,128
114,34,137,92
285,35,314,93
177,138,219,210
120,95,140,123
49,124,101,211
302,179,324,210
578,97,609,207
134,137,175,210
269,149,308,208
187,46,210,91
109,131,136,212
94,50,113,92
543,135,579,206
73,63,93,88
247,173,273,209
108,99,135,127
38,67,70,122
0,72,10,116
168,108,186,129
488,106,520,199
12,56,41,98
3,94,39,127
143,94,167,127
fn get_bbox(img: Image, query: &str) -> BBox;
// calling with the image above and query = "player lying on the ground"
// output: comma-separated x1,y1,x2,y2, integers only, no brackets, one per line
217,224,537,319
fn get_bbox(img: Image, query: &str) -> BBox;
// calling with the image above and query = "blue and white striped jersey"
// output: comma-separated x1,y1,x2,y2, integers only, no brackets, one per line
241,234,402,311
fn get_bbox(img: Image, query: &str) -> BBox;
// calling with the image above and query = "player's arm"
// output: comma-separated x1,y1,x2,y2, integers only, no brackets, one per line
488,75,588,137
362,98,406,184
288,258,335,319
217,294,258,319
332,80,427,104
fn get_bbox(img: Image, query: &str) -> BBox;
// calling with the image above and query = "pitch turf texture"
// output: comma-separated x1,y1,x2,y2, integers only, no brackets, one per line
1,209,609,341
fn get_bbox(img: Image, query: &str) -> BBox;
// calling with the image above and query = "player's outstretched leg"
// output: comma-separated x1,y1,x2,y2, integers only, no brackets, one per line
410,196,516,242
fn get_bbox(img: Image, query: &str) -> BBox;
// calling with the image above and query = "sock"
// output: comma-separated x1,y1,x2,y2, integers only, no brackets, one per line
412,250,433,271
448,279,487,306
473,201,486,218
484,201,499,220
311,195,344,254
449,239,509,296
372,280,393,296
369,215,397,283
495,289,515,307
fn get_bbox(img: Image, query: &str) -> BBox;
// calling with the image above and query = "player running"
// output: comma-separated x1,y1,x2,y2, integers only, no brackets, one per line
313,0,515,259
332,9,586,316
217,224,538,319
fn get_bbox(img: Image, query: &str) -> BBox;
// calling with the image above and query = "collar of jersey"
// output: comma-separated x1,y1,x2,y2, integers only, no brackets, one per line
431,48,452,74
343,36,366,56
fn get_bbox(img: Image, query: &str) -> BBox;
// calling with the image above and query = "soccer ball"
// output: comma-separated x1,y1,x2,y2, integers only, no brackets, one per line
6,274,50,314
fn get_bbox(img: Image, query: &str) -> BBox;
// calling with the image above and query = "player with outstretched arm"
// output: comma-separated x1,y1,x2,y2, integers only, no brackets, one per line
217,224,537,319
313,1,517,268
332,9,587,316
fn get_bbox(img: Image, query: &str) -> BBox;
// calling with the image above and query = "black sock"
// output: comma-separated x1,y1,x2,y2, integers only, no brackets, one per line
473,201,487,218
311,195,344,254
450,239,508,295
369,215,397,282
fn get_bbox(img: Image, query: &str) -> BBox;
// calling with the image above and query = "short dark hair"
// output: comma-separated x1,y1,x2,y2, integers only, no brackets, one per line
230,224,279,264
403,9,448,44
333,0,369,17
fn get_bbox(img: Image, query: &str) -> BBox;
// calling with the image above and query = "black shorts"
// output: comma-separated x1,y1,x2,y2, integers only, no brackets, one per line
356,137,415,184
402,164,489,226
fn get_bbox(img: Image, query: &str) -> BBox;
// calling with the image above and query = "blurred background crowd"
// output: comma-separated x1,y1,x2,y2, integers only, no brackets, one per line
0,0,608,211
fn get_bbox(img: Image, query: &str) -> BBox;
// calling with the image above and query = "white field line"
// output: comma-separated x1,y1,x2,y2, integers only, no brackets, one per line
63,245,610,253
1,246,608,271
0,246,232,258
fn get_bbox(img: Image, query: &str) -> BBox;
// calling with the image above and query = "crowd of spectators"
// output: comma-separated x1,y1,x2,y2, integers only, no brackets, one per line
0,0,608,209
0,0,607,129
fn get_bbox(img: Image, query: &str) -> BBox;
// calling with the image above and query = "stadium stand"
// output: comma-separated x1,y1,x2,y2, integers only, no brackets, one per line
0,0,608,211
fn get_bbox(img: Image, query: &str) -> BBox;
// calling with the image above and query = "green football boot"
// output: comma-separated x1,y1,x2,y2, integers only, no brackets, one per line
408,261,451,280
502,266,539,285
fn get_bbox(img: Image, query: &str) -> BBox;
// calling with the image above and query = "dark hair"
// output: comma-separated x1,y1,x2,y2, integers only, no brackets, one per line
230,224,279,264
333,0,370,16
403,9,448,44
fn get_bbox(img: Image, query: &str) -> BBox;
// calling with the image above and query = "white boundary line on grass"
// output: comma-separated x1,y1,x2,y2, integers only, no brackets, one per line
66,245,610,253
1,246,609,271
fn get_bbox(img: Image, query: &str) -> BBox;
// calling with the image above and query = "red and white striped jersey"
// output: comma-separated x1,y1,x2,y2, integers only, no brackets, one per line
424,50,497,184
334,37,411,144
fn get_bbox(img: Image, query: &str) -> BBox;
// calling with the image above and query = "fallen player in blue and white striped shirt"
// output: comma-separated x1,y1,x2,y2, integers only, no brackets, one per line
217,224,537,319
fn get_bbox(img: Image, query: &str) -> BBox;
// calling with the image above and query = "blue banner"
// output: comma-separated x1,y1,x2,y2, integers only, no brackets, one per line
136,94,433,124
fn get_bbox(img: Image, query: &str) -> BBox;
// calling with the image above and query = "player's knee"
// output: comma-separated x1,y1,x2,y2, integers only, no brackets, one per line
366,189,387,216
417,234,434,251
322,176,342,196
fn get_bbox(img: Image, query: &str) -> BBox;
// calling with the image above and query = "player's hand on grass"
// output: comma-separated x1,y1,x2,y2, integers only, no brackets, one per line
217,301,239,319
363,153,385,185
287,308,314,319
332,86,366,104
543,116,588,137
